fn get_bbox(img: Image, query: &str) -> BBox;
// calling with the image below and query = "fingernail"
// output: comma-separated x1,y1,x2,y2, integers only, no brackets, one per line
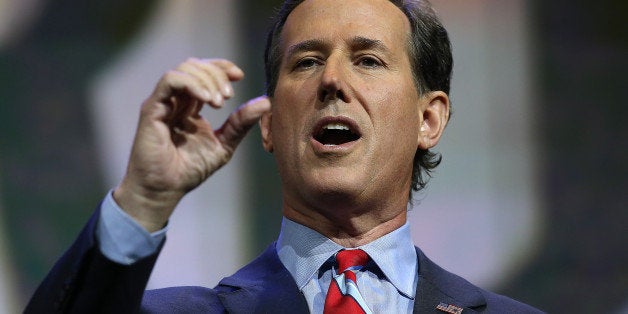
203,90,212,100
223,85,233,97
214,93,223,105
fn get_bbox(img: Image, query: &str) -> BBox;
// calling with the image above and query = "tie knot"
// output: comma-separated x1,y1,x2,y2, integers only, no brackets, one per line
335,249,369,273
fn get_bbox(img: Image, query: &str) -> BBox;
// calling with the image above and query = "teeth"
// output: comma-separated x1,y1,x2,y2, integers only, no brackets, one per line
323,123,350,131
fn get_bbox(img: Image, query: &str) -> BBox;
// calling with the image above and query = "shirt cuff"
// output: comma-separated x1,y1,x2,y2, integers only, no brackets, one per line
96,190,167,265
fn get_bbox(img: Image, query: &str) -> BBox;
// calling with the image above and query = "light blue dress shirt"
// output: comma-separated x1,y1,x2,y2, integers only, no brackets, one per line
276,218,418,313
96,191,166,264
96,192,418,313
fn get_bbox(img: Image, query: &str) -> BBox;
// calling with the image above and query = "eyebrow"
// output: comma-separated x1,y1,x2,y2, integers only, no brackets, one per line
286,39,328,58
349,36,389,54
285,36,390,58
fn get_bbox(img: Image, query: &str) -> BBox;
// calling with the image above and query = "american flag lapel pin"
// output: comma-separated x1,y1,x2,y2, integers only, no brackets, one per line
436,302,464,314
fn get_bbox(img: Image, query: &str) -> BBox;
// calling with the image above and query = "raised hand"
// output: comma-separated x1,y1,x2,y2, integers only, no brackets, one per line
113,58,271,232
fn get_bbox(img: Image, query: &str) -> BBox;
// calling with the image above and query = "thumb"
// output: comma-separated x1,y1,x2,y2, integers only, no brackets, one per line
216,96,271,152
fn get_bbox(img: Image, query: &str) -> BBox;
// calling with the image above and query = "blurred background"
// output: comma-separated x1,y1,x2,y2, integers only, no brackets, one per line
0,0,626,312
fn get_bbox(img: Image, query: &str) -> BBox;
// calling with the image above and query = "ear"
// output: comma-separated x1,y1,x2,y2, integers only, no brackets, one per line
417,91,450,150
259,109,274,153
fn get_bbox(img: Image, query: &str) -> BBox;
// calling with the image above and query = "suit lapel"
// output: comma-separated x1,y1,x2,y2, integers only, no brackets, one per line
217,243,309,314
413,247,487,313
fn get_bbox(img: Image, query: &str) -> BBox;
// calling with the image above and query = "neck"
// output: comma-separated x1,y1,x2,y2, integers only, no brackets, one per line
282,198,408,248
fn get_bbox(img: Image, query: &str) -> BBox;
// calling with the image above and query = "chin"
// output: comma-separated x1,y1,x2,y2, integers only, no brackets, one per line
301,171,369,205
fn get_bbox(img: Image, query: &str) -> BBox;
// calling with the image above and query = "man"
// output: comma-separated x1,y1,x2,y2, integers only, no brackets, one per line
26,0,543,313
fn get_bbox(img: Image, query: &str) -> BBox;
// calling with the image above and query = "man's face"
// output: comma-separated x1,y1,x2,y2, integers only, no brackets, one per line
262,0,425,211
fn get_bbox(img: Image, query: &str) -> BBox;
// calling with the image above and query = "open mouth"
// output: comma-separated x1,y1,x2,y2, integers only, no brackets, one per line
313,121,361,146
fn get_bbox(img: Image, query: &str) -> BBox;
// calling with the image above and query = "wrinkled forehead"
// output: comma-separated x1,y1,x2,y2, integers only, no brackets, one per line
280,0,411,49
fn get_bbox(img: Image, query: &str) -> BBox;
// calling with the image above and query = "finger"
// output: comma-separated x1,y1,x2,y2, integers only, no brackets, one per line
178,62,225,108
178,58,243,106
216,96,272,152
204,59,245,82
199,61,235,99
154,70,214,105
193,59,240,100
164,93,202,130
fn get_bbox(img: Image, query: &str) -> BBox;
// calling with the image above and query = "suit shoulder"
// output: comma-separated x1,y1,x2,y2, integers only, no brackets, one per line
415,247,544,313
479,289,545,313
142,286,230,313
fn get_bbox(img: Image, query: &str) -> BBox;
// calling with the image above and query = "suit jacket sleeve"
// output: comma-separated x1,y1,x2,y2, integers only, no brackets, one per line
24,205,163,314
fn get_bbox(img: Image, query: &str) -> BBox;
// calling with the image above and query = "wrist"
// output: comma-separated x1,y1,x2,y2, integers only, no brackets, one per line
113,180,183,233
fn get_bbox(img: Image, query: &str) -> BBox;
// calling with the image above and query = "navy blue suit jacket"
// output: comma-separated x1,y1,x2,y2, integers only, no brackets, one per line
25,209,543,313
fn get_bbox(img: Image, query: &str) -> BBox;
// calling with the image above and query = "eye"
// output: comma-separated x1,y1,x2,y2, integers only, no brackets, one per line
294,58,320,70
356,56,383,68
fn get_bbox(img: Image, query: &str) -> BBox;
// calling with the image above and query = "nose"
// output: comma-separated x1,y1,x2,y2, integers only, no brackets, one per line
317,58,351,103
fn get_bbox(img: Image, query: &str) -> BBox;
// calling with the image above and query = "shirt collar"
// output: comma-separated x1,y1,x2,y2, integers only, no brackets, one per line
276,217,417,299
276,218,342,290
360,222,417,298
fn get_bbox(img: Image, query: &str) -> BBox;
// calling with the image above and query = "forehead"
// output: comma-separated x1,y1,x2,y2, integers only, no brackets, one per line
281,0,410,48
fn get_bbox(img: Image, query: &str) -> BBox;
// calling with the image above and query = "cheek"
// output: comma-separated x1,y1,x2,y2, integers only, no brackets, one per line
373,82,419,121
272,75,319,132
269,100,308,153
371,85,421,146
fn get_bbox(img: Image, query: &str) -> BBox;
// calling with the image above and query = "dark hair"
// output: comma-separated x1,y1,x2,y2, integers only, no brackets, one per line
264,0,453,193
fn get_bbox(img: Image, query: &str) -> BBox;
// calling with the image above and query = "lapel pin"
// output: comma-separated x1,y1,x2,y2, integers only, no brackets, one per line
436,302,463,314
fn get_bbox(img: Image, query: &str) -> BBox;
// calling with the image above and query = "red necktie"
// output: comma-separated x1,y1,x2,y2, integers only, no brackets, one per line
324,249,371,314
